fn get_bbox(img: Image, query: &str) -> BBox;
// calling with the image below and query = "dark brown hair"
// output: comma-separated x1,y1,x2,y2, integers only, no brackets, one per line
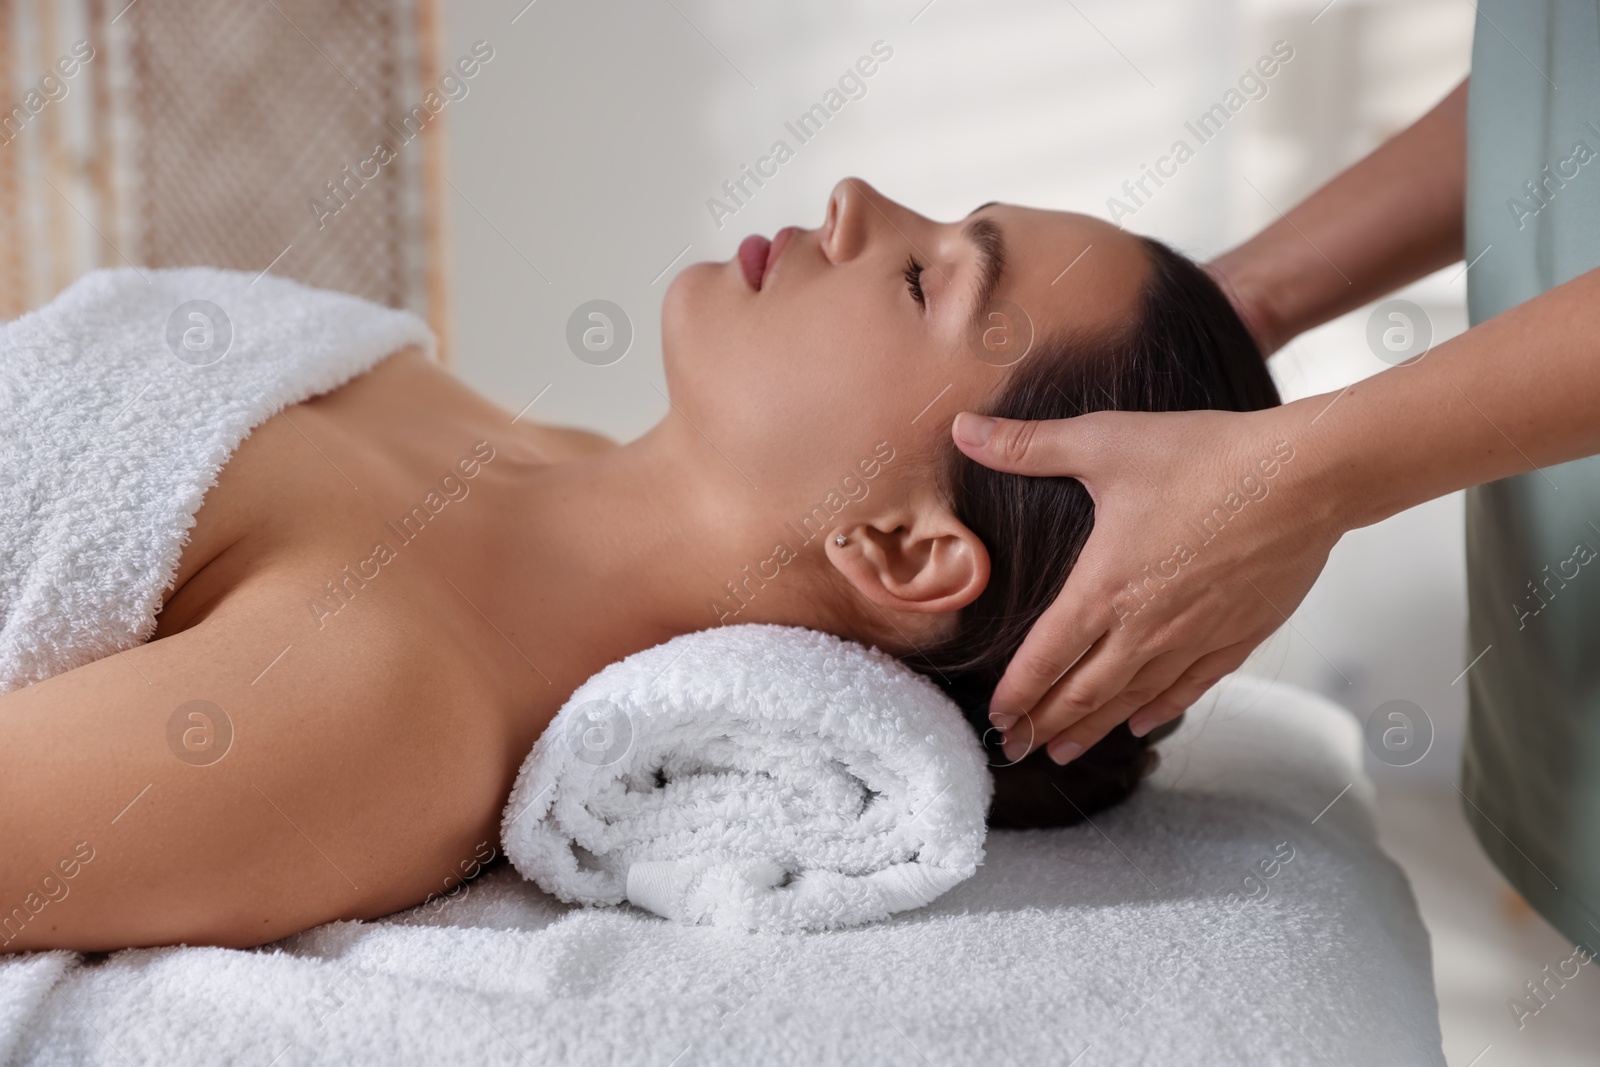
904,236,1280,828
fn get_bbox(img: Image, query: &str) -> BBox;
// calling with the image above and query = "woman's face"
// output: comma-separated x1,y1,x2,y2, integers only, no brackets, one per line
657,179,1152,636
662,178,1150,501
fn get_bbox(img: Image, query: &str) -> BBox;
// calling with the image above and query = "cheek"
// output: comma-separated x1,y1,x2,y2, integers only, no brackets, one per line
660,270,978,490
666,266,869,422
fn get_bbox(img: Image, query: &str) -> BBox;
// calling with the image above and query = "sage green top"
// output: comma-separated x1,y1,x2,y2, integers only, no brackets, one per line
1462,0,1600,951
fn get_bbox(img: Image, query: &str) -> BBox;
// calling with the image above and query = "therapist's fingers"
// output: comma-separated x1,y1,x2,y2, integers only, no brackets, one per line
953,409,1120,716
984,590,1112,728
957,404,1340,767
1023,648,1191,763
953,410,1148,725
953,410,1110,482
954,409,1157,724
1125,645,1255,738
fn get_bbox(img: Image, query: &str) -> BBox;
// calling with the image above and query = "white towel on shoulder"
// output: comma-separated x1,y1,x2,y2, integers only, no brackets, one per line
500,624,992,931
0,267,433,693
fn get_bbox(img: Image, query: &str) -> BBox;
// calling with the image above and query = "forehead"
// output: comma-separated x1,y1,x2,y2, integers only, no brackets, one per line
982,205,1150,342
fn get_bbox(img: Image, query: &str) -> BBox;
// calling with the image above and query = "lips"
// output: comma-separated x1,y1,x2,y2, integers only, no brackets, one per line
737,226,798,291
738,235,771,290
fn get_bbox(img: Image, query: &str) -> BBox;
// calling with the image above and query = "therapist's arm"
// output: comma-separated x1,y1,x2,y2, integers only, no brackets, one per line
1211,78,1468,355
948,76,1558,764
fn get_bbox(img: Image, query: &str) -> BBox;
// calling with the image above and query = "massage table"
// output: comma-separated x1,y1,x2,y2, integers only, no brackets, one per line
0,673,1442,1066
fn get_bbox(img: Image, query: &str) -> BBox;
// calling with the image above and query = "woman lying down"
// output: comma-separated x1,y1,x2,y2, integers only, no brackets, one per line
0,178,1278,952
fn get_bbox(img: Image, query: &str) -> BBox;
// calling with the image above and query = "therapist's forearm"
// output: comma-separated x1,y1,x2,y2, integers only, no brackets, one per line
1210,79,1468,354
1290,264,1600,532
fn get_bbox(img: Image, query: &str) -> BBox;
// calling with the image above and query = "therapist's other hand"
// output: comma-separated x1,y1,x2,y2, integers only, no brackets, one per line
951,405,1338,764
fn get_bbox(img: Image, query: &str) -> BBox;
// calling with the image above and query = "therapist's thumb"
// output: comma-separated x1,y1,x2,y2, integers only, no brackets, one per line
951,411,1098,477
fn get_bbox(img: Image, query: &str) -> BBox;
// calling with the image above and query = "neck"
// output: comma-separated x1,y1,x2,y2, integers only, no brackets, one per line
476,417,848,707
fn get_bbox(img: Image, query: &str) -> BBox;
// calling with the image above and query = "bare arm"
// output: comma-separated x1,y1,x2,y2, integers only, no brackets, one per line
1312,261,1600,528
1209,78,1468,355
0,583,508,953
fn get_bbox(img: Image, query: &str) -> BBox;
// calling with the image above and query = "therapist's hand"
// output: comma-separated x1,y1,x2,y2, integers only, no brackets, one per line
951,403,1340,764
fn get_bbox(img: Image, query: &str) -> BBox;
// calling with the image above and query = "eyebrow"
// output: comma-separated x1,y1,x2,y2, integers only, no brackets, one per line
962,214,1007,335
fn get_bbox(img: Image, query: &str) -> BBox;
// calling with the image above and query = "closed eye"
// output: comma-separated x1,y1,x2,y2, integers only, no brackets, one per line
903,256,926,308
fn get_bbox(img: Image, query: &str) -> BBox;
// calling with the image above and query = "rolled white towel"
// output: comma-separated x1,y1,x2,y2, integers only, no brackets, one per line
500,624,992,931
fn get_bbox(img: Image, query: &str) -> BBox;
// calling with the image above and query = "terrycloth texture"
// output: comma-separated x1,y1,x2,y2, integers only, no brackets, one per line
501,624,992,931
0,675,1443,1066
0,266,433,693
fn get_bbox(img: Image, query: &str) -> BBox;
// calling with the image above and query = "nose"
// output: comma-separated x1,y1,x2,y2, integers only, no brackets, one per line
822,177,892,264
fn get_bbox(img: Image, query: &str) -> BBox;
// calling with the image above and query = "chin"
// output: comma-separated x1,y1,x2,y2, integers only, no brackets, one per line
658,260,723,415
662,259,726,348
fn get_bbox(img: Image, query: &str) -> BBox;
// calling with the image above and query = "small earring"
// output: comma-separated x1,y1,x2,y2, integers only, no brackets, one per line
834,535,847,547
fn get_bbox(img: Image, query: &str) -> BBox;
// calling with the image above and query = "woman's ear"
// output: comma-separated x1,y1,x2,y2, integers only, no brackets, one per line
826,500,990,615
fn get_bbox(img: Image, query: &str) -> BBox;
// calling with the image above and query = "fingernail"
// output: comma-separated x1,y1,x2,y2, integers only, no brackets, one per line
1129,716,1154,738
1000,736,1026,763
988,710,1016,731
953,413,995,447
1048,739,1083,765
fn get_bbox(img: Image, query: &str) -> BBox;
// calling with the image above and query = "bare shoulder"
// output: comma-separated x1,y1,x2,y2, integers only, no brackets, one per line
0,565,517,953
525,423,618,461
363,346,619,461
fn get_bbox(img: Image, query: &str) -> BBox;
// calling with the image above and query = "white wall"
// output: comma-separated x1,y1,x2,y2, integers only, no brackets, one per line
440,0,1477,778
